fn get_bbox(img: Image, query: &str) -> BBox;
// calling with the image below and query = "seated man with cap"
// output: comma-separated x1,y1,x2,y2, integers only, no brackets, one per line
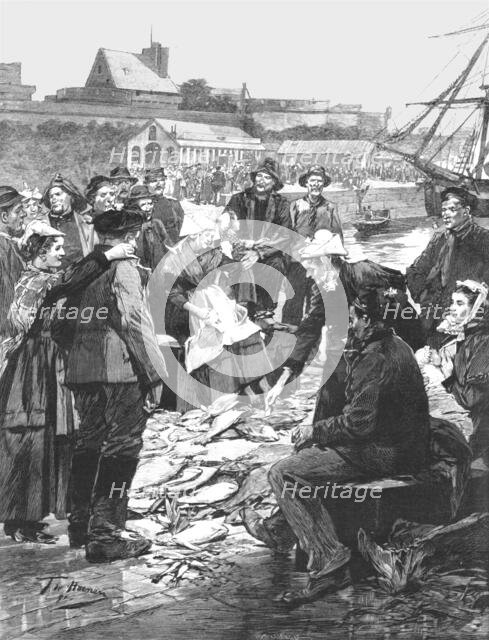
283,164,343,326
43,173,92,266
407,186,489,348
242,286,430,605
145,167,185,243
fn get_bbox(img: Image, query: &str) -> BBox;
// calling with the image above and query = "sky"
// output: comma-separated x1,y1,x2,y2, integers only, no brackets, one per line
0,0,488,118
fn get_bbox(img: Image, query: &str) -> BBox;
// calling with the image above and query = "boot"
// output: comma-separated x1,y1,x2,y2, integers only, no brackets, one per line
85,456,151,563
68,451,99,548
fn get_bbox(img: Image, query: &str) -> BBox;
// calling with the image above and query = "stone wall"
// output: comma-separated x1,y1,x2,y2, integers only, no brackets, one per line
0,101,242,127
253,111,360,131
282,184,426,221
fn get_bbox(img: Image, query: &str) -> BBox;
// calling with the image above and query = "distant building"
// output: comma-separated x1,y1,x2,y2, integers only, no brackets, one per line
0,63,35,101
50,41,181,108
126,118,265,168
277,139,376,168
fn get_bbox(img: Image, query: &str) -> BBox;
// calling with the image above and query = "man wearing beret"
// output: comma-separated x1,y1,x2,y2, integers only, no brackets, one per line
224,158,292,322
64,208,167,562
145,167,185,243
42,173,92,267
243,288,430,604
0,186,26,343
283,165,343,325
407,186,489,347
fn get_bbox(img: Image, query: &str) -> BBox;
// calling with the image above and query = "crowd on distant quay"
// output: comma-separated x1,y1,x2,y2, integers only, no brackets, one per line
0,158,486,606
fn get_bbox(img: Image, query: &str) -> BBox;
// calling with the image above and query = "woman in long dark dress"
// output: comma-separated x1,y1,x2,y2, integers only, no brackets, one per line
0,222,133,543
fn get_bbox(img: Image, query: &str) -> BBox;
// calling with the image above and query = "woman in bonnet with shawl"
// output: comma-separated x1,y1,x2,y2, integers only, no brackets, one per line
0,221,134,543
162,213,269,411
418,279,489,465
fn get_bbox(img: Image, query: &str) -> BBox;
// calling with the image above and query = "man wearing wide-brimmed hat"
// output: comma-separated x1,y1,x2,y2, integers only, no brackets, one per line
126,184,171,271
42,173,91,267
110,166,138,203
224,158,291,321
407,185,489,347
0,186,26,341
64,208,167,563
283,165,343,325
144,167,185,243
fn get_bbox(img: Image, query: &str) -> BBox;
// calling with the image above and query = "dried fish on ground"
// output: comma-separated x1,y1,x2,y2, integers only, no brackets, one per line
194,408,248,445
178,480,239,505
359,513,489,594
172,519,229,547
219,443,293,475
234,421,278,442
164,466,219,495
221,466,273,514
131,459,186,493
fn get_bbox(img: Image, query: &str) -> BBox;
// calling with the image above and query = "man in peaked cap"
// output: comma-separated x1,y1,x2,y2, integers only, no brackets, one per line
144,167,185,243
407,185,489,347
64,208,167,562
42,173,91,267
224,158,292,321
0,186,26,343
283,164,343,325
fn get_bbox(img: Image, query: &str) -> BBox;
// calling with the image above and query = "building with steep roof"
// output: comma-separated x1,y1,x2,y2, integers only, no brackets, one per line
51,41,181,107
127,118,264,168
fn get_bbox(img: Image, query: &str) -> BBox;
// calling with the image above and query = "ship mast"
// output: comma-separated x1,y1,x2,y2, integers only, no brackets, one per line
474,84,489,178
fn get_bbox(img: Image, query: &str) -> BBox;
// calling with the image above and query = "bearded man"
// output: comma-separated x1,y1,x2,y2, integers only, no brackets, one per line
42,173,91,266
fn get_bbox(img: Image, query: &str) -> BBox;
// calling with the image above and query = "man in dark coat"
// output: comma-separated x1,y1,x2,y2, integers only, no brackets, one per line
42,173,92,266
211,166,226,205
283,165,343,325
224,158,292,320
407,187,489,347
0,186,26,342
145,167,185,243
243,288,430,605
126,184,171,271
65,209,167,562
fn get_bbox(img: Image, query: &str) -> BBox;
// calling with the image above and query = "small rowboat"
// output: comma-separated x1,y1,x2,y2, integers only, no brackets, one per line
353,209,391,233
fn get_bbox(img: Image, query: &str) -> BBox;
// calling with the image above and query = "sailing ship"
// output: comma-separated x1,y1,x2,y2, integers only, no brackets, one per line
376,23,489,217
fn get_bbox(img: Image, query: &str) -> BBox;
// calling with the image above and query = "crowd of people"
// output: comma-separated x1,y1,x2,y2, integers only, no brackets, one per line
0,159,486,606
126,159,420,205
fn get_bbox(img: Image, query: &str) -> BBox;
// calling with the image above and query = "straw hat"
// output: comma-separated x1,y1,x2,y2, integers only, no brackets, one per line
298,229,347,259
179,215,218,237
